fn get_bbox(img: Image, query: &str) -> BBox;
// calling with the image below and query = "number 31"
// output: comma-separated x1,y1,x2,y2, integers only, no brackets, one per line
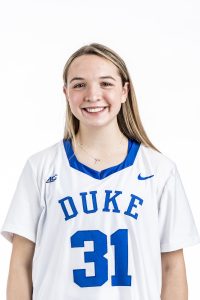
71,229,132,287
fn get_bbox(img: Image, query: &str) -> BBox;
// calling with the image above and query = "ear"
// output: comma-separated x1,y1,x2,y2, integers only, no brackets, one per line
121,82,129,103
63,85,67,95
63,85,69,104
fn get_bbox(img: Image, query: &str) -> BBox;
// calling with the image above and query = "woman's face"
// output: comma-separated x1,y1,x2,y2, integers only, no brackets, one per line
63,54,129,129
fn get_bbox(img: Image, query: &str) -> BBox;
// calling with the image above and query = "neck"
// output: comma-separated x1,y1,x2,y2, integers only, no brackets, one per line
75,123,127,152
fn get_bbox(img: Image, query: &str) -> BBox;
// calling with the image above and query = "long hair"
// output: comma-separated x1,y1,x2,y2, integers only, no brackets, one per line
63,43,159,152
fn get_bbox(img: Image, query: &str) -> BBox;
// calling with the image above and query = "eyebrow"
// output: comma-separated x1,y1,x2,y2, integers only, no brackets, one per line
69,76,116,84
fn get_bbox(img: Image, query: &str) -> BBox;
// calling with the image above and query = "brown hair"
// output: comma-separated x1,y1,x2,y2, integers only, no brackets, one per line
63,43,159,152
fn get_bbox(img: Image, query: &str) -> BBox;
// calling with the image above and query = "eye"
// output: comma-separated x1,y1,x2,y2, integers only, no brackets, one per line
101,82,113,87
73,82,86,89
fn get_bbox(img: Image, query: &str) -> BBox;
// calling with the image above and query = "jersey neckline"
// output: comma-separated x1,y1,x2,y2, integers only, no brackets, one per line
63,138,140,180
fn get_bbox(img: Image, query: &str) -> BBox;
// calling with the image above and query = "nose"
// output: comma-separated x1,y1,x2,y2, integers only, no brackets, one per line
84,84,101,102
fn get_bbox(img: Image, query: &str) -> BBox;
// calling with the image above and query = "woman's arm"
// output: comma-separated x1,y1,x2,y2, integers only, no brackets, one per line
161,249,188,300
7,234,35,300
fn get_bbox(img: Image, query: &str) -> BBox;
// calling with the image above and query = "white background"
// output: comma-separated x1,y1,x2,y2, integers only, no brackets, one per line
0,0,200,299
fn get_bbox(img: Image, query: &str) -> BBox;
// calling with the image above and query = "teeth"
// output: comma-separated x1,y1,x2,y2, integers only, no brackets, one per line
84,107,105,112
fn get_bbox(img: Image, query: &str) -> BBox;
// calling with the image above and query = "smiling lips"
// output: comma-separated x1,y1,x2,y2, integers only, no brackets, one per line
82,106,108,113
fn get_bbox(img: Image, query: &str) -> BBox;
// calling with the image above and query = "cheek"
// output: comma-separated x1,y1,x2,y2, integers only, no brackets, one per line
68,94,82,108
104,90,117,102
106,90,123,106
67,94,84,119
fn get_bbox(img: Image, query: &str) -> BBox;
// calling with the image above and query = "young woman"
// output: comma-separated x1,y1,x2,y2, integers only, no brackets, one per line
1,43,200,300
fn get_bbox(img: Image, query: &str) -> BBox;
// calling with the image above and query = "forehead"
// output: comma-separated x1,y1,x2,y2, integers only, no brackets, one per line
67,54,120,79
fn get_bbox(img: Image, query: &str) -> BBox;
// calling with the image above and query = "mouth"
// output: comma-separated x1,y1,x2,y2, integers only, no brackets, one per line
82,106,108,113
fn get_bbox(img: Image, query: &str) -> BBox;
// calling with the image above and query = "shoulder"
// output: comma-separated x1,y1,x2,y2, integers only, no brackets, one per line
138,143,178,181
24,140,65,182
139,143,175,166
28,140,63,165
136,143,183,199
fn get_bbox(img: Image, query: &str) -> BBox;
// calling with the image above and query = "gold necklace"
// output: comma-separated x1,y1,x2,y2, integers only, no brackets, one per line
76,134,125,164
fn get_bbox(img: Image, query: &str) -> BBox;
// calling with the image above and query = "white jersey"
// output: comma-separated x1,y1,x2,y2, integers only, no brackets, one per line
1,139,200,299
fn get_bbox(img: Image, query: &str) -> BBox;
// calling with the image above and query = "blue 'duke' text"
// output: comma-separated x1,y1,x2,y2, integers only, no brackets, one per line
58,190,144,221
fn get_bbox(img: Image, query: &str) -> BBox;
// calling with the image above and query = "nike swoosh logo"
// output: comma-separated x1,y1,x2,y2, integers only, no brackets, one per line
138,173,154,180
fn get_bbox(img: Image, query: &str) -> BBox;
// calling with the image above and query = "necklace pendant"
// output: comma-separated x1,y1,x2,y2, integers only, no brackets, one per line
94,158,101,164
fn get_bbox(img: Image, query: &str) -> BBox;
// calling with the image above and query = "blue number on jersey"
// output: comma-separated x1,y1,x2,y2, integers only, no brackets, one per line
111,229,131,286
71,230,108,287
71,229,132,287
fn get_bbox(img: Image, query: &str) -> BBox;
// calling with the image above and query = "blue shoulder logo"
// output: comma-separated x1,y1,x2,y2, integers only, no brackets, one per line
138,173,154,180
46,174,58,183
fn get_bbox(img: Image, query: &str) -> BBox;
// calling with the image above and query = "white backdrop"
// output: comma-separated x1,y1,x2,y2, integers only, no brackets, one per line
0,0,200,299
